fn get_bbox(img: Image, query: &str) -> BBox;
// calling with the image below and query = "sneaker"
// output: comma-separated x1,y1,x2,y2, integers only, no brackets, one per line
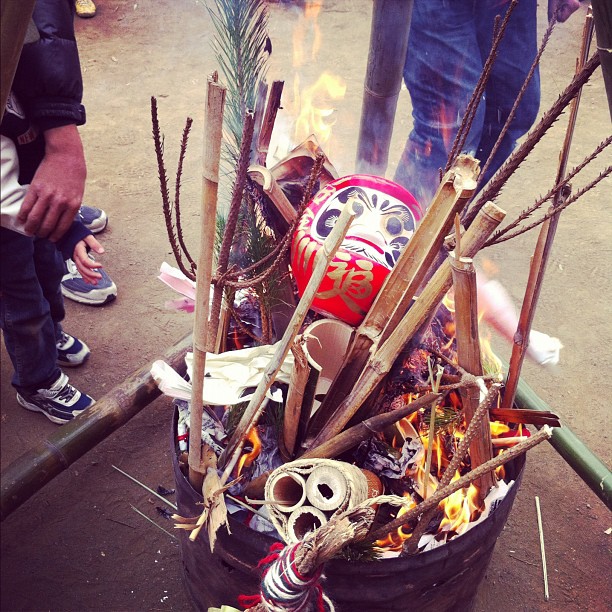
17,372,95,424
61,257,117,305
75,0,96,18
56,331,90,367
79,205,108,234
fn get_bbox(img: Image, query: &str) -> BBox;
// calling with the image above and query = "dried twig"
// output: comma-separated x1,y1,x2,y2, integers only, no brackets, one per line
535,495,550,601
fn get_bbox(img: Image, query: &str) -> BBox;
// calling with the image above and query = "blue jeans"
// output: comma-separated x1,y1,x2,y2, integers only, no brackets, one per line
0,227,64,392
394,0,540,208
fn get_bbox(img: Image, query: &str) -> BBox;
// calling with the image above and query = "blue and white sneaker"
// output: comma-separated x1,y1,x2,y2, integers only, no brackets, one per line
56,331,90,367
61,257,117,305
16,372,95,424
78,205,108,234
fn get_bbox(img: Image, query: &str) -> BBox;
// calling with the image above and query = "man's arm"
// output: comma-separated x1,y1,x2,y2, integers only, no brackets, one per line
16,124,86,241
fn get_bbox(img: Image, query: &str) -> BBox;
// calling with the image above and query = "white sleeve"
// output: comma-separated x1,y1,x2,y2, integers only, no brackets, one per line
1,135,30,235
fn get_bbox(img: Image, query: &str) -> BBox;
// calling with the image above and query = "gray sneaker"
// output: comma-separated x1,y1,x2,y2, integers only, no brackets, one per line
61,257,117,305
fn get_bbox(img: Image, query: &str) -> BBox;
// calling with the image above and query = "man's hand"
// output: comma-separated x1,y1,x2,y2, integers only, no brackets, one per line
548,0,581,23
17,124,87,242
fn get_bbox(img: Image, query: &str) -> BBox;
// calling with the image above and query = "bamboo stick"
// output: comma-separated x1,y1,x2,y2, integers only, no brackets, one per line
188,73,226,488
502,15,593,409
489,408,560,428
307,156,479,440
0,0,36,124
308,202,506,449
301,393,441,460
282,339,311,459
257,80,284,166
368,425,553,542
355,0,414,175
218,202,357,478
1,332,192,521
450,253,496,497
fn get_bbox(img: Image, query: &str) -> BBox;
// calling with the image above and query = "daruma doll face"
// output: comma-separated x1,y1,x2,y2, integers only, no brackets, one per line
290,175,422,325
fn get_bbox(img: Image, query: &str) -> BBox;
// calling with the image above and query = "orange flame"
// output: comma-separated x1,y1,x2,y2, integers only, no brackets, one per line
236,427,261,477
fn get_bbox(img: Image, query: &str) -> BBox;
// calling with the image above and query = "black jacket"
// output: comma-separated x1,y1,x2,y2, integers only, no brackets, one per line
12,0,86,132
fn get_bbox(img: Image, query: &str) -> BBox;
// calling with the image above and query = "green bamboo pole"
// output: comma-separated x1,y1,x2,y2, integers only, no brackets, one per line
0,0,36,124
513,375,612,510
355,0,414,175
0,333,193,521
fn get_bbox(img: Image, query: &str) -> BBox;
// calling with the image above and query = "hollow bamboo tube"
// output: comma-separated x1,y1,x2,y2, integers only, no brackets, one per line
0,333,192,521
218,203,357,477
450,254,496,497
287,506,328,542
308,156,479,438
188,74,226,487
355,0,414,175
266,472,307,513
0,0,36,124
305,465,348,511
308,202,506,448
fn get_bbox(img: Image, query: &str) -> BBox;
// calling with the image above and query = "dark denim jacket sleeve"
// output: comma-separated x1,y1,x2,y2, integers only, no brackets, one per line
11,0,86,131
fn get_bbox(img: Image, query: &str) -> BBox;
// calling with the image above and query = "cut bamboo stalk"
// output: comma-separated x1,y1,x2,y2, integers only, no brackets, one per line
308,202,506,449
502,15,593,409
247,165,297,225
307,156,479,439
257,80,284,166
282,339,311,459
489,407,560,427
450,253,496,498
218,202,357,478
188,73,226,489
301,393,440,460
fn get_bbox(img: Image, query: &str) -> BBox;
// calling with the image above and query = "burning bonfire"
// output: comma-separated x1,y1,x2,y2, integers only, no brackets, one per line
149,1,609,610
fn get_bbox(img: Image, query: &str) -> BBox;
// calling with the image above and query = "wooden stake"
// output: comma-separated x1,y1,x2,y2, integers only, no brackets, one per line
282,339,311,459
307,156,479,440
450,253,496,498
218,202,357,478
301,393,441,460
308,202,506,449
502,14,594,409
188,73,226,489
257,80,284,166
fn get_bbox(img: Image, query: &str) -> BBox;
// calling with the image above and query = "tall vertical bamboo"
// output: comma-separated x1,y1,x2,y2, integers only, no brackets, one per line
355,0,414,175
188,74,226,488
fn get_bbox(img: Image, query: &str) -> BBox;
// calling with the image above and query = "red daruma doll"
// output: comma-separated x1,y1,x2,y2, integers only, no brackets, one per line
291,175,423,326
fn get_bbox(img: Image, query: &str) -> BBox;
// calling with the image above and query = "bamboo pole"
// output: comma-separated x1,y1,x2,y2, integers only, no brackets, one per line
0,333,192,521
450,253,496,497
0,0,35,124
307,156,479,439
218,202,357,478
591,2,612,119
188,73,226,488
282,339,311,459
301,393,441,461
308,202,506,449
355,0,414,175
502,15,593,409
257,80,284,166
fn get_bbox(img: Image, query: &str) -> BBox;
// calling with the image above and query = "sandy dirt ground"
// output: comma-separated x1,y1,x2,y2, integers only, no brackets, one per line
1,1,610,610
